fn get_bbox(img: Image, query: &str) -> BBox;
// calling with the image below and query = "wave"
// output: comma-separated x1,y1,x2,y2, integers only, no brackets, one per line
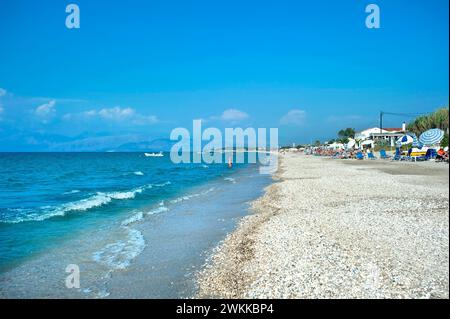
56,186,147,213
154,181,171,187
121,212,144,226
92,227,146,271
133,171,144,176
92,200,171,277
121,202,169,227
146,206,169,215
0,183,171,224
224,177,237,184
93,204,158,272
63,190,81,195
1,193,115,224
170,187,216,204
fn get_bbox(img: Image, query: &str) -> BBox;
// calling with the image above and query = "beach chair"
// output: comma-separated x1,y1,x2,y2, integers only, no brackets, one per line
405,149,413,161
413,148,433,162
400,149,412,161
428,149,437,160
367,152,377,160
379,149,391,159
392,148,402,161
356,152,364,160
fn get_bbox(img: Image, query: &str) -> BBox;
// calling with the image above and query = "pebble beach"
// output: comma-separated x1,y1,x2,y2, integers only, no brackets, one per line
197,153,449,299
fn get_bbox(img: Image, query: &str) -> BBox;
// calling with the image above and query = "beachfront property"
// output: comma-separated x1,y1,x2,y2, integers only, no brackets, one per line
355,125,405,148
314,107,450,162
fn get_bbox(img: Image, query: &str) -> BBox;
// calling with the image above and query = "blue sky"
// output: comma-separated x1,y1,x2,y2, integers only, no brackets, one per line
0,0,448,150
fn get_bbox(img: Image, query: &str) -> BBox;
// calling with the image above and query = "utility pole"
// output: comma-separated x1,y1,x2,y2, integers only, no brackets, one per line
379,111,383,133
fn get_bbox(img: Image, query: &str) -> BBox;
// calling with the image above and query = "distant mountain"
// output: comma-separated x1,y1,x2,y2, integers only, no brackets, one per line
113,138,176,152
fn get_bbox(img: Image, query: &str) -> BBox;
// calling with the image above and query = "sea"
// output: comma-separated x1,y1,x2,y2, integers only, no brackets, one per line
0,152,272,298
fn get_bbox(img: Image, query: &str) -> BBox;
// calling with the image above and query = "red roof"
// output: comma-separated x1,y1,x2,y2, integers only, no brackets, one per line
384,128,403,132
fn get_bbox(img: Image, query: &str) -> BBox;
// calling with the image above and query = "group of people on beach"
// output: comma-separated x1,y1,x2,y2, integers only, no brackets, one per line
305,146,449,163
306,147,372,159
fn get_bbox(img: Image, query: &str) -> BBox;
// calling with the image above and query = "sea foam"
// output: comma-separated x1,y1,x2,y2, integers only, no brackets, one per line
121,212,144,226
146,206,169,215
92,228,146,271
63,190,81,195
169,187,216,204
224,177,237,184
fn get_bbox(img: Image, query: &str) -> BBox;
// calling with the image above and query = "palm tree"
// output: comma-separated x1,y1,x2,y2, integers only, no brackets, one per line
407,107,449,135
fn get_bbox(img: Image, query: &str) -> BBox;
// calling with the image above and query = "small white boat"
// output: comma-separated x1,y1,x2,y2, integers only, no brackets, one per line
144,152,164,157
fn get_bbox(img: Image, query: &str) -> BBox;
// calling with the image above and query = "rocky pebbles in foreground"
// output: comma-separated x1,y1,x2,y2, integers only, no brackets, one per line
197,154,449,299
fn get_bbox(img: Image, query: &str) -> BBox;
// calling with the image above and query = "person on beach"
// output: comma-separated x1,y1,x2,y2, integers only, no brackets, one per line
228,156,233,168
436,147,448,162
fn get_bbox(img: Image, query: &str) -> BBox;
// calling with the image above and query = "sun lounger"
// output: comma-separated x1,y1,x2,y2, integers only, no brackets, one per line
400,149,413,161
368,152,377,160
416,149,438,161
392,149,402,161
379,149,391,159
356,152,364,160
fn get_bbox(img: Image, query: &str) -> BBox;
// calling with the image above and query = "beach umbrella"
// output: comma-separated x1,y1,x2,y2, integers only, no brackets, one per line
419,128,445,146
346,140,356,149
396,134,413,146
409,133,423,148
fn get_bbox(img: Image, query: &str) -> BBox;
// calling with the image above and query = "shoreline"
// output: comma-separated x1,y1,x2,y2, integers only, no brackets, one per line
197,153,449,298
197,166,284,298
0,161,272,298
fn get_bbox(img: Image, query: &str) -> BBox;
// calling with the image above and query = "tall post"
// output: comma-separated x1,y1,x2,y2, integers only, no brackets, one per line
380,111,383,133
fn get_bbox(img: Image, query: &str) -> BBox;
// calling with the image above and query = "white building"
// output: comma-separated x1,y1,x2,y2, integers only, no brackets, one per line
355,126,405,147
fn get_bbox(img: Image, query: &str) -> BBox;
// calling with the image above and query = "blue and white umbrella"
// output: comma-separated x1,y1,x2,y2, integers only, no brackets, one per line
409,133,422,148
419,128,445,146
396,134,414,146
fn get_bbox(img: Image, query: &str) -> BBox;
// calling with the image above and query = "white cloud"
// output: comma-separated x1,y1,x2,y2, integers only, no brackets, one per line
98,107,135,120
35,100,56,122
214,108,249,122
35,100,56,116
280,109,306,126
63,106,158,125
0,88,7,97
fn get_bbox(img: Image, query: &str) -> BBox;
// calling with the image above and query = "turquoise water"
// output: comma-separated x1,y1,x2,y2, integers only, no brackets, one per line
0,152,271,298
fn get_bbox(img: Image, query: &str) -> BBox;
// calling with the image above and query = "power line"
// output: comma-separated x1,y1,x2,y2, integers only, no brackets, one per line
381,111,428,117
379,111,428,133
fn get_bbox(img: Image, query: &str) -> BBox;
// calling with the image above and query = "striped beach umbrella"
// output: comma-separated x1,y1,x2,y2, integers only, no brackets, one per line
419,129,445,146
409,133,422,148
396,134,413,146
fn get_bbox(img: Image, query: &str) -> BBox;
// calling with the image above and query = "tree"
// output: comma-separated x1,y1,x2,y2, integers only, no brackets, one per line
314,140,321,146
441,133,449,148
407,107,449,136
337,128,356,143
